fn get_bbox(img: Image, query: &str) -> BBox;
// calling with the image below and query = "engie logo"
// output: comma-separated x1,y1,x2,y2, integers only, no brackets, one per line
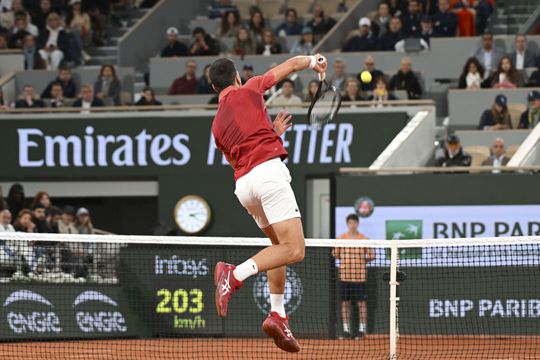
386,220,423,259
253,268,303,315
154,256,209,278
73,291,127,333
3,290,62,334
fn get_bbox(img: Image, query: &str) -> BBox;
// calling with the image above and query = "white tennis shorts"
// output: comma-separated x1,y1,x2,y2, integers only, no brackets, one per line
234,158,301,229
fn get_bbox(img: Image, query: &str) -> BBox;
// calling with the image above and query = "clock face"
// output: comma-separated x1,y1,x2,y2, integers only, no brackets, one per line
174,196,211,234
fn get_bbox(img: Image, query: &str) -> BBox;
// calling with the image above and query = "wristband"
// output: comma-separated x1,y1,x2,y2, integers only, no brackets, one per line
308,55,317,69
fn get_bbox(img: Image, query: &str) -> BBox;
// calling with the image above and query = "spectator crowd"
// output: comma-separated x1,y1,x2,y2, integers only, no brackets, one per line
0,183,117,283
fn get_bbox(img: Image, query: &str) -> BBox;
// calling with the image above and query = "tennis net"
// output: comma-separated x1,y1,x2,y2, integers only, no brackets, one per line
0,233,538,359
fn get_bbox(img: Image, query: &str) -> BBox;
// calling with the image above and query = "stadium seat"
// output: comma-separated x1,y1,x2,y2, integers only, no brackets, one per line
508,104,527,129
463,145,490,166
259,0,284,19
506,144,520,158
287,0,314,16
235,0,257,19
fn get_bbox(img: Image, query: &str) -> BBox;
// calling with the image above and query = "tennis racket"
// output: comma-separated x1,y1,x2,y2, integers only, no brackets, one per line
307,57,342,128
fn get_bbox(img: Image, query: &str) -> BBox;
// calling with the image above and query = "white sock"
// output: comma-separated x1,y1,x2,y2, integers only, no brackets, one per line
270,293,286,318
343,322,350,333
359,322,366,333
233,258,258,282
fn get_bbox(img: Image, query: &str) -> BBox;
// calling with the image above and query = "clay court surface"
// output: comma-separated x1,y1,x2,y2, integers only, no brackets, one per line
1,335,539,359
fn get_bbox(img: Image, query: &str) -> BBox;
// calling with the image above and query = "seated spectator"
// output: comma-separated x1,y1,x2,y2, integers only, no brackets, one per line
0,33,8,49
31,204,50,233
371,2,390,37
369,76,397,106
400,0,421,37
37,12,70,70
454,3,475,37
66,0,91,64
432,0,457,37
518,90,540,129
82,0,108,46
9,12,34,48
94,64,122,106
32,0,52,31
290,27,315,55
14,209,35,232
32,191,51,210
342,78,363,102
420,15,433,45
388,0,404,17
478,94,512,130
256,28,281,55
473,32,504,74
329,57,348,93
342,17,377,52
458,57,488,89
190,27,220,56
61,206,93,278
473,0,491,35
268,79,302,107
233,26,256,56
379,16,403,51
528,65,540,87
481,138,509,172
275,8,303,37
304,79,318,102
248,9,266,42
241,64,254,83
0,186,8,211
219,9,240,38
7,184,25,223
48,82,67,107
208,0,238,20
197,64,213,94
307,4,336,39
169,60,198,95
389,57,422,99
395,35,429,52
57,206,78,234
509,34,537,71
75,207,93,234
13,10,38,37
14,84,45,108
46,206,61,233
161,27,187,57
41,67,77,98
358,55,385,92
72,84,105,111
21,34,46,70
0,209,14,232
490,56,525,88
436,134,472,167
136,87,162,106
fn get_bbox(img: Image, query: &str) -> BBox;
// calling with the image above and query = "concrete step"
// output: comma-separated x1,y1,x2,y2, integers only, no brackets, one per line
134,81,147,93
87,46,118,57
87,55,118,66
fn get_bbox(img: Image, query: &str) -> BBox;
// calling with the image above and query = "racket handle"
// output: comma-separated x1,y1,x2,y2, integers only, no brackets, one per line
317,56,326,64
318,72,326,81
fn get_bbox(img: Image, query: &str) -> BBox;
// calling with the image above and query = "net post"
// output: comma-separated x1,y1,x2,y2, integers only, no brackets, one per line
389,239,399,359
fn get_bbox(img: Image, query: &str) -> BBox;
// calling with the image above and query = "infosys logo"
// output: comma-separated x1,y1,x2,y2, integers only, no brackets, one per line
73,291,127,333
154,256,209,278
3,290,62,334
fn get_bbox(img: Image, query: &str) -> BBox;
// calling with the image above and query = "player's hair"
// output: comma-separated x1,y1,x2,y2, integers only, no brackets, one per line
346,214,359,222
209,58,237,93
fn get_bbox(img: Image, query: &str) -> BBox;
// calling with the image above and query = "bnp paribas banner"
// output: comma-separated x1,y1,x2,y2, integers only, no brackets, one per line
334,205,540,266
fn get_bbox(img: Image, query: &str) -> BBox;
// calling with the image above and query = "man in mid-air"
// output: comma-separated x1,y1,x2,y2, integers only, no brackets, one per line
210,54,326,352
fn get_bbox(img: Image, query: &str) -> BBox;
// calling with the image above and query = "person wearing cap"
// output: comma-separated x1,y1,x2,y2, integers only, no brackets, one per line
161,27,187,57
290,27,316,55
190,27,220,56
342,17,377,52
481,138,509,172
436,134,472,168
58,205,79,234
478,94,512,130
518,90,540,129
400,0,421,37
432,0,457,37
378,16,403,51
275,8,303,37
75,207,93,235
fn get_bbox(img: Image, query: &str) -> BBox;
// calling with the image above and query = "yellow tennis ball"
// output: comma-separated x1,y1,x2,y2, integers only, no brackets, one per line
360,71,372,83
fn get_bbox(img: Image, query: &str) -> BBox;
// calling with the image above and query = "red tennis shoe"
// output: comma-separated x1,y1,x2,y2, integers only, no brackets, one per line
214,262,243,318
262,312,301,353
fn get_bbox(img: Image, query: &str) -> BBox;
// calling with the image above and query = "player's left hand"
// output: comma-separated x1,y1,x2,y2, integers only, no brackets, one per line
273,111,293,136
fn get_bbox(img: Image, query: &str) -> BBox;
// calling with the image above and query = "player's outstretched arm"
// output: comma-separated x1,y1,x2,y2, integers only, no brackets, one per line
270,54,327,84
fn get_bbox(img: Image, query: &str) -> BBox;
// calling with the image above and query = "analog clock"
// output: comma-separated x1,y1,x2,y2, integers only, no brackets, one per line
174,195,212,234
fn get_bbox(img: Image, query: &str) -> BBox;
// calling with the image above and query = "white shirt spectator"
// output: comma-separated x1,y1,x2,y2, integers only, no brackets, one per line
483,51,493,72
0,0,12,10
466,72,482,88
515,52,525,70
0,223,14,232
81,100,91,114
269,94,302,106
492,154,505,173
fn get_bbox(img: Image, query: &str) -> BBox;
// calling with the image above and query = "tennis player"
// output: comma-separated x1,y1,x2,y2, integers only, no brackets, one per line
210,54,326,353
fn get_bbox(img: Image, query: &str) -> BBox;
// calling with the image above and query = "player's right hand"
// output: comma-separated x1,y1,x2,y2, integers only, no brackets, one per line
313,53,327,74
